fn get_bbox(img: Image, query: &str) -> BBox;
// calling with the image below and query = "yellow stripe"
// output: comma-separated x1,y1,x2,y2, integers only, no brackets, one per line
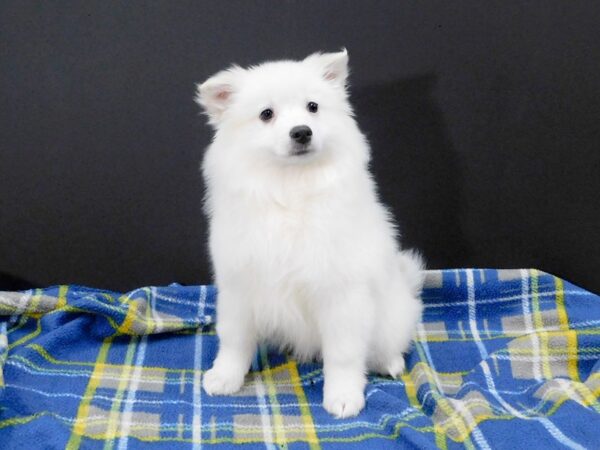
531,270,552,379
66,337,113,450
570,381,600,412
259,346,287,447
530,269,543,330
565,330,579,381
27,288,43,312
555,277,568,328
57,285,68,309
544,376,600,415
499,339,600,354
537,373,598,412
103,337,138,450
402,367,450,448
104,287,153,448
288,361,321,450
8,319,42,351
555,277,579,381
77,426,435,444
584,373,600,412
402,371,419,407
9,354,170,385
401,362,447,449
0,413,44,429
0,409,436,444
27,343,201,374
117,301,138,335
6,315,28,334
411,344,455,449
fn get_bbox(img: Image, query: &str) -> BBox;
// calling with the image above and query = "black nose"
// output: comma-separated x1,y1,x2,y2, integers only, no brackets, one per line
289,125,312,145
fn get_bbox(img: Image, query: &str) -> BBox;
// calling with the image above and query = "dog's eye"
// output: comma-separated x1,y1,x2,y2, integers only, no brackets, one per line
260,108,274,121
307,102,318,113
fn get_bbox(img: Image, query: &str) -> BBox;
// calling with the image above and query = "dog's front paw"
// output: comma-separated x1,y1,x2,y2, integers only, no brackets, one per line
202,366,245,396
323,384,365,418
387,355,406,379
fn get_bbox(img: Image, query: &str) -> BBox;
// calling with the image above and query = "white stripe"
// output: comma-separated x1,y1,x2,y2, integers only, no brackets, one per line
419,317,600,338
416,323,444,390
251,356,276,449
462,269,493,448
520,269,542,381
15,349,600,384
3,360,169,382
14,291,32,315
149,287,164,331
0,321,6,384
417,321,491,449
116,335,148,450
3,383,331,409
4,382,418,429
493,354,599,362
423,289,590,309
538,416,587,450
0,321,6,349
480,361,585,450
467,269,488,360
554,379,585,405
155,292,208,307
418,379,555,403
192,285,206,449
0,381,419,431
117,286,158,449
443,399,491,450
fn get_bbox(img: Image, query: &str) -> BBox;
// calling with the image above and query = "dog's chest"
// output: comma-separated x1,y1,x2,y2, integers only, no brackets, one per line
267,201,312,238
260,199,337,262
254,278,322,359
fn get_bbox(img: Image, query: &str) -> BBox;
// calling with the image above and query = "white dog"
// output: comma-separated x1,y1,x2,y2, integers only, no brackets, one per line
196,49,424,418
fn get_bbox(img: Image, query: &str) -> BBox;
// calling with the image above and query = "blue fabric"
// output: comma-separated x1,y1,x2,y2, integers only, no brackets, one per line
1,268,599,449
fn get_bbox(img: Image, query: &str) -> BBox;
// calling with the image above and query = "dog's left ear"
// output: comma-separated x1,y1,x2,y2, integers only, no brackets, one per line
304,48,349,87
195,65,243,127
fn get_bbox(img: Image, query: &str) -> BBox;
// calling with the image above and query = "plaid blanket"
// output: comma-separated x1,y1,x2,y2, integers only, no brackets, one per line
1,269,599,449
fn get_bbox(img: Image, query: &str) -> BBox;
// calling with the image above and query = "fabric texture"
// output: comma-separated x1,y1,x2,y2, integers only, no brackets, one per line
1,269,599,449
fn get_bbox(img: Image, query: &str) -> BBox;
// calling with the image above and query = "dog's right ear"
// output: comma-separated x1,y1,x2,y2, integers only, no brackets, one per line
195,66,243,126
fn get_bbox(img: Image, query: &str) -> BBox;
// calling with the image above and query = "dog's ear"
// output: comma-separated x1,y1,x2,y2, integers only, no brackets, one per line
304,48,349,87
195,65,243,126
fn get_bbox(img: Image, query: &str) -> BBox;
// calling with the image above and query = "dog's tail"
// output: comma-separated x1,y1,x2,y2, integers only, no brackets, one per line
397,249,426,297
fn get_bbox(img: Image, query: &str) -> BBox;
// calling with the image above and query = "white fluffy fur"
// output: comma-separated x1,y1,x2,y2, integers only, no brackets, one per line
196,49,424,418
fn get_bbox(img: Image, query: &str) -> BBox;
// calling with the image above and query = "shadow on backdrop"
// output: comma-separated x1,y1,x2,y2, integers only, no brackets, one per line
0,272,36,290
353,75,470,269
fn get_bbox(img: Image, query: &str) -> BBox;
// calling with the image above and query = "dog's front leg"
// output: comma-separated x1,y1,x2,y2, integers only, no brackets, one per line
203,287,256,395
318,285,370,418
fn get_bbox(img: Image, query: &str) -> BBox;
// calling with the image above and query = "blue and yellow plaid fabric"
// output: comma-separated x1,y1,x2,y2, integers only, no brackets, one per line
1,269,599,449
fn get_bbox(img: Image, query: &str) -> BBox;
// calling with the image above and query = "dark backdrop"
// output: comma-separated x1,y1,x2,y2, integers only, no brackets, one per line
1,1,599,292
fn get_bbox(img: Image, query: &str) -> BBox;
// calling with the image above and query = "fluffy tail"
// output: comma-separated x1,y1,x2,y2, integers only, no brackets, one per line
397,249,426,297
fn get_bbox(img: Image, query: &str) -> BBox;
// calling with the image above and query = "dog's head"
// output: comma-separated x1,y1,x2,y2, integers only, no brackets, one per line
196,50,352,164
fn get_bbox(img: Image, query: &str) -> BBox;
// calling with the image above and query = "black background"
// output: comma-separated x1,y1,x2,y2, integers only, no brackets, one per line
1,1,599,292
